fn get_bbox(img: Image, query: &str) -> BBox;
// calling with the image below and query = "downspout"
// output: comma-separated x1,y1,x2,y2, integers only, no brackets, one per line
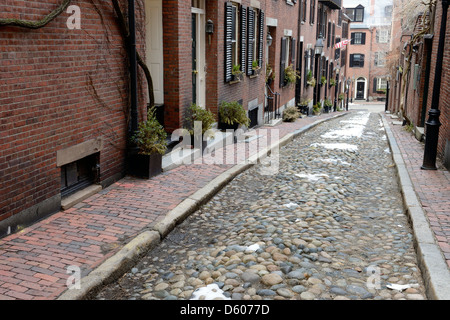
295,0,303,106
128,0,139,143
420,36,433,127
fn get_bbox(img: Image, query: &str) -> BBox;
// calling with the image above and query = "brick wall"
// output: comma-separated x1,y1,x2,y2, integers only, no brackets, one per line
0,0,146,227
424,2,450,159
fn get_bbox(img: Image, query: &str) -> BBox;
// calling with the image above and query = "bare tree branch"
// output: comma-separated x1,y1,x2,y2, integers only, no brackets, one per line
0,0,71,29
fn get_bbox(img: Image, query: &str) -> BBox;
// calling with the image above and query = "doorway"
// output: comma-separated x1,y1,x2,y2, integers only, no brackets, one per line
356,77,366,100
145,0,164,105
191,1,206,107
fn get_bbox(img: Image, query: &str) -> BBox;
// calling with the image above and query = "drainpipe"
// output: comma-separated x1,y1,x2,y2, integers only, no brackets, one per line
295,0,303,106
128,0,139,143
421,0,448,170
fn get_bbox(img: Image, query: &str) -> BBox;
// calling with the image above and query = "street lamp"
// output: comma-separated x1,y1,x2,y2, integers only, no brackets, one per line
334,64,340,112
346,79,351,111
314,33,324,55
421,0,449,170
267,32,273,47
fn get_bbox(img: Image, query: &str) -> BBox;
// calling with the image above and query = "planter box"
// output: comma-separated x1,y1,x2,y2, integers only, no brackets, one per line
191,135,208,153
128,152,162,179
218,121,239,132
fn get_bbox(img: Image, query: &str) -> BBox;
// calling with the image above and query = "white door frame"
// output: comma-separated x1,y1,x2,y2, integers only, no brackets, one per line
355,77,367,100
192,2,206,108
145,0,164,105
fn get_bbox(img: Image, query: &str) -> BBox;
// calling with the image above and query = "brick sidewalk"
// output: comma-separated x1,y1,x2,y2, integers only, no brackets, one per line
0,111,345,300
383,114,450,269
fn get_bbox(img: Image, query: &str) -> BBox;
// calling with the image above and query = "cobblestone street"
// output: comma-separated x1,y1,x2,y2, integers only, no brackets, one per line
95,111,427,300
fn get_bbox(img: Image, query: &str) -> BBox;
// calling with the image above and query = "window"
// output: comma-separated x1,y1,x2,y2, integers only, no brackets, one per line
224,3,265,81
373,77,387,92
351,32,366,45
342,21,348,39
338,10,342,26
349,54,364,67
346,5,364,22
61,154,99,197
385,5,393,17
280,36,296,87
310,0,315,24
377,29,390,43
374,52,386,67
301,0,307,22
335,37,341,60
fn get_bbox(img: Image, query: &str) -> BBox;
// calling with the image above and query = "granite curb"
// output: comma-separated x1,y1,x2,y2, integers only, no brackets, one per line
382,115,450,300
57,112,349,300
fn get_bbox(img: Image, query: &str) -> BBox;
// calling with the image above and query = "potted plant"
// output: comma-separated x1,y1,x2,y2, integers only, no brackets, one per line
218,101,250,131
284,64,300,87
282,105,301,122
329,78,336,87
321,76,327,86
306,70,316,87
313,102,322,115
265,63,275,84
324,98,333,113
252,60,261,75
297,95,311,115
129,106,167,179
232,64,243,82
185,103,216,152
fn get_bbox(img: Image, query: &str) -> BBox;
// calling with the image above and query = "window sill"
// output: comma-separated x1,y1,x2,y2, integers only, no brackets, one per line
229,79,241,85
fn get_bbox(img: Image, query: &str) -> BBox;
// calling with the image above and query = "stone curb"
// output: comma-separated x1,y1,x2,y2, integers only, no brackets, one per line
57,112,348,300
382,115,450,300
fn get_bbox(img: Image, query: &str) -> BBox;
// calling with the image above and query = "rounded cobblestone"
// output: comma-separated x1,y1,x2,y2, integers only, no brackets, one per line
95,112,426,300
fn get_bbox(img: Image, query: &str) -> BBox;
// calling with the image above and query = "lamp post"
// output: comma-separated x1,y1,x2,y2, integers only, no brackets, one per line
334,65,340,112
421,0,449,170
346,79,351,111
314,34,324,106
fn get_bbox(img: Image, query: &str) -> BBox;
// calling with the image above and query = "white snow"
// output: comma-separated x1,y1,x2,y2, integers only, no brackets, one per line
190,283,231,300
384,148,391,154
245,243,261,252
320,158,352,166
295,173,329,181
283,202,299,209
311,143,358,152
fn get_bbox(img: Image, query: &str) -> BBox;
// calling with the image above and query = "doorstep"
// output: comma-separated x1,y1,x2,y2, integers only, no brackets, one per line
61,184,102,210
162,131,234,172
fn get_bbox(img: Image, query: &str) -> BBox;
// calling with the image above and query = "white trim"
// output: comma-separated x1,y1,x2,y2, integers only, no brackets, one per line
266,17,277,27
191,7,205,14
284,29,293,37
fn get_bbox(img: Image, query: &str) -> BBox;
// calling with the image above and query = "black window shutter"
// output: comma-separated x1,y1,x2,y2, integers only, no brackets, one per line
291,38,296,66
258,10,265,67
327,22,332,47
373,77,378,92
225,2,233,82
350,33,355,44
332,23,335,46
240,5,247,73
247,8,255,76
360,54,365,67
361,32,366,45
349,54,354,67
280,37,287,87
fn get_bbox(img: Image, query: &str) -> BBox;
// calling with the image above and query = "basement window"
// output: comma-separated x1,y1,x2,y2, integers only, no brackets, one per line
60,153,99,198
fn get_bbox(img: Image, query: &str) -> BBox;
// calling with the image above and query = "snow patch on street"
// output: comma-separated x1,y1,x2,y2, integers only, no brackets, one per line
295,173,329,181
190,283,231,300
311,143,358,152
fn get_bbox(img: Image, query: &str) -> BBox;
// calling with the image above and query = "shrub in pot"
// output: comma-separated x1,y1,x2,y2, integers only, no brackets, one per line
218,101,250,131
130,106,167,179
185,103,216,152
283,105,301,122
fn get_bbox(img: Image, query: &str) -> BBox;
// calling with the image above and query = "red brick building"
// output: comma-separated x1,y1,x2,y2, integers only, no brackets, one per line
387,0,450,168
0,0,352,237
0,0,149,236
